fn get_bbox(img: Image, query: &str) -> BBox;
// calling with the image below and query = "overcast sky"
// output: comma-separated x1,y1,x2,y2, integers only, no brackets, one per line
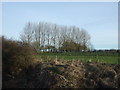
2,2,118,49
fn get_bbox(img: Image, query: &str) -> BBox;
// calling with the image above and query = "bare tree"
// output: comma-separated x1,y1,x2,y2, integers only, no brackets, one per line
51,24,58,50
20,22,34,44
20,21,92,52
45,23,51,48
33,22,43,51
79,29,91,50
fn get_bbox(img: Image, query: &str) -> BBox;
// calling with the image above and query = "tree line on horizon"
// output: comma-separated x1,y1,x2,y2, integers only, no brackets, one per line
20,22,94,52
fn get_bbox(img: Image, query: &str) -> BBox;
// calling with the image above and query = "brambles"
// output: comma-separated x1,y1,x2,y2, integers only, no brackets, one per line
2,37,36,77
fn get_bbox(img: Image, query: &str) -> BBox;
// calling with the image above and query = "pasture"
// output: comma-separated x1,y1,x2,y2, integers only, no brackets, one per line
36,51,119,64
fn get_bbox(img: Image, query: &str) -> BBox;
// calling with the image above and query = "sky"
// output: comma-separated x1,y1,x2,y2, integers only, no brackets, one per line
2,2,118,49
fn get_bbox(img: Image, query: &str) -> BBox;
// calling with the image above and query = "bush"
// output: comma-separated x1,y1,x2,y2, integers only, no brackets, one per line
2,36,36,76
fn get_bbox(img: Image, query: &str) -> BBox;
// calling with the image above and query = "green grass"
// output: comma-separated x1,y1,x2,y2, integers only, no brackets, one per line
36,52,119,64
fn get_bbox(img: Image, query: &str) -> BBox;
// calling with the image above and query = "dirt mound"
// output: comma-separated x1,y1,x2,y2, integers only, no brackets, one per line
3,59,120,88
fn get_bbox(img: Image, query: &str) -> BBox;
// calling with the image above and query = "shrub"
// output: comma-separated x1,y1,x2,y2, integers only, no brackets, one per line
2,36,36,76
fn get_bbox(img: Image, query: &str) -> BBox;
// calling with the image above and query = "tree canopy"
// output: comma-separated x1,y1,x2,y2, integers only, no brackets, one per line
20,22,93,52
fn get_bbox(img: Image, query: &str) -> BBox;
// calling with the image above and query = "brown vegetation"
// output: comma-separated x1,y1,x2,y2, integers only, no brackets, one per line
2,37,36,85
3,59,120,88
2,37,119,88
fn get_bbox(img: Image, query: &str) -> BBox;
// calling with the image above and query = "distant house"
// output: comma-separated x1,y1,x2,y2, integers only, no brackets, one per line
40,48,54,52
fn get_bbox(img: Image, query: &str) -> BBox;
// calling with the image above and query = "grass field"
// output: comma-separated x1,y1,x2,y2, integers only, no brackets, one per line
36,52,119,64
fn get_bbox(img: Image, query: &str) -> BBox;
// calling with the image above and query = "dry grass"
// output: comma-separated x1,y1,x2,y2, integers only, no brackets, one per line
3,58,120,88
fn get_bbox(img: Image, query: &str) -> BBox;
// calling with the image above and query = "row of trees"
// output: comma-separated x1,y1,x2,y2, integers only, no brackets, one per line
20,22,94,52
